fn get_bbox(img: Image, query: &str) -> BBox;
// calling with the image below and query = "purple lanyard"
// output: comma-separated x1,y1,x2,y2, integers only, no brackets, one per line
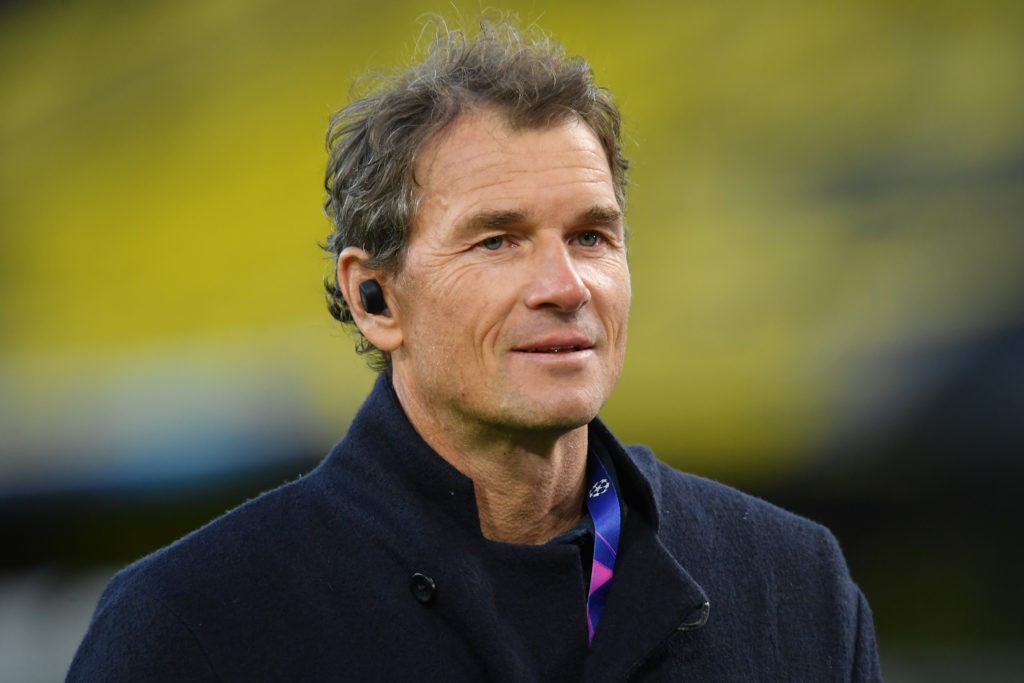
584,454,621,645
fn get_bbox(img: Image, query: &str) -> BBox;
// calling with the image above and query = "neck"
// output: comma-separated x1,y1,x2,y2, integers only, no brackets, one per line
394,379,589,545
460,429,589,545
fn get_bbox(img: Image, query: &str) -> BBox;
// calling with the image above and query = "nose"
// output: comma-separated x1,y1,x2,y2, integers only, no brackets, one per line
523,240,592,313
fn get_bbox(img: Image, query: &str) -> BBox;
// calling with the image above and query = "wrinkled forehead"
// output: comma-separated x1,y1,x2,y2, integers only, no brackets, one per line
408,111,617,239
412,105,601,190
416,109,610,195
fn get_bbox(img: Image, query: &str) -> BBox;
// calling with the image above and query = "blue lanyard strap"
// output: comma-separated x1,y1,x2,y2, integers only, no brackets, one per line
584,453,621,645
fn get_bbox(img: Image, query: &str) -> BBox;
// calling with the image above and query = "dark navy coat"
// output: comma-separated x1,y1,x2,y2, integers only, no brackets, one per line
68,375,881,681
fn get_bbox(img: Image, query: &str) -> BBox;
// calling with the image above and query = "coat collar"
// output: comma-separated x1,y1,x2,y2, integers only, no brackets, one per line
325,373,710,678
322,372,482,536
585,418,711,681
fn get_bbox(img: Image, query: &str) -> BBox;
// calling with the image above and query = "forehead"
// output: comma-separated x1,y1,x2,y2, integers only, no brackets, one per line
410,110,617,236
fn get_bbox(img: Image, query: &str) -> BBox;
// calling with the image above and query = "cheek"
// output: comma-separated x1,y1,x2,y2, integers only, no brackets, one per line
401,266,509,352
590,264,632,326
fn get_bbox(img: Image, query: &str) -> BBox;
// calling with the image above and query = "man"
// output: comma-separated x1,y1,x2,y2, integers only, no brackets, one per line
69,20,881,681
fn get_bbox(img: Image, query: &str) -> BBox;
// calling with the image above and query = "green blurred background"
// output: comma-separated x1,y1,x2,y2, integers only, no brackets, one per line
2,0,1023,679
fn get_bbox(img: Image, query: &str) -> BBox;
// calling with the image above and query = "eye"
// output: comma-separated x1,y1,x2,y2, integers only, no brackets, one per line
480,235,507,250
575,231,602,247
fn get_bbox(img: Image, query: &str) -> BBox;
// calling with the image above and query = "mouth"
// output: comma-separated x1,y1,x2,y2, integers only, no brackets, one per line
512,335,595,354
519,345,588,354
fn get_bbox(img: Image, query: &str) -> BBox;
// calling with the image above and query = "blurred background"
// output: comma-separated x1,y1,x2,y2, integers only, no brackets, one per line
2,0,1022,679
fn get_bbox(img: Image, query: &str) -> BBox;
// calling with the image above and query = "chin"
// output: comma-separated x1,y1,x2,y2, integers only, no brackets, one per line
505,394,605,434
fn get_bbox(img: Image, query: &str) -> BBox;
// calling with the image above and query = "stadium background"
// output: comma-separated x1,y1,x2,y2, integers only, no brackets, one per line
2,0,1022,679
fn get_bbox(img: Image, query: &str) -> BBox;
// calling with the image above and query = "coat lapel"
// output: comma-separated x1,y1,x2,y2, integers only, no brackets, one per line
582,421,711,682
582,510,709,682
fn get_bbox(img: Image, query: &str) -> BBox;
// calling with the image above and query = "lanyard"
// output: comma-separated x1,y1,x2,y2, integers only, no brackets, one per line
584,453,621,645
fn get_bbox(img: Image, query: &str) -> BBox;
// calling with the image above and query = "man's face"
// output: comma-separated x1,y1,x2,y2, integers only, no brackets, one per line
387,109,630,442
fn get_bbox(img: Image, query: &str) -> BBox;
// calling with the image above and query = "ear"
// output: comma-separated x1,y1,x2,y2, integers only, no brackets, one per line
337,247,403,353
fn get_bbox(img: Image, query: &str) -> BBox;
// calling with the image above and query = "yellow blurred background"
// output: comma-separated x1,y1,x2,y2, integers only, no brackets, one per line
2,0,1023,679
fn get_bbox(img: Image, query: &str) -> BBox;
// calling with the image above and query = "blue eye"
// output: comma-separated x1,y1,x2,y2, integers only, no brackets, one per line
576,231,601,247
480,236,505,250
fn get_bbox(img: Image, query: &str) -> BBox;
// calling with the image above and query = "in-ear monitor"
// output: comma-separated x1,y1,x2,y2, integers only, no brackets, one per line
358,279,387,315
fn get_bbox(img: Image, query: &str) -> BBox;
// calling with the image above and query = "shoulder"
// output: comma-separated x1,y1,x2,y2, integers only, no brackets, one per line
103,467,331,614
620,445,881,680
622,444,852,590
69,473,325,680
625,444,832,539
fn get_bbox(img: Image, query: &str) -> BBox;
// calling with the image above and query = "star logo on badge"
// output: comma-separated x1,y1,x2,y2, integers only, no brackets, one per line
589,478,610,498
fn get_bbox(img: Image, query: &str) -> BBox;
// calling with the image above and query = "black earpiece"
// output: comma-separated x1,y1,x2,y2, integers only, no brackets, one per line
358,279,387,315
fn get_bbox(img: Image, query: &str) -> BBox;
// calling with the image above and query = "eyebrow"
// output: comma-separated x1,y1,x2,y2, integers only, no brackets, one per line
456,205,623,237
579,205,623,228
460,210,529,234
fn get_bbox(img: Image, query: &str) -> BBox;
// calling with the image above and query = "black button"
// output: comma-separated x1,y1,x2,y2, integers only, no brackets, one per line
410,573,436,605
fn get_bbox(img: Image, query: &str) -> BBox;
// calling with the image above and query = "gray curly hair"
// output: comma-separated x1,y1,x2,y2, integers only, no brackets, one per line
322,17,629,371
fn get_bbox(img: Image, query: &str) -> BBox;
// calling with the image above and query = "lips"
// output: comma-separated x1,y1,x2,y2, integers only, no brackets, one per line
512,336,594,354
